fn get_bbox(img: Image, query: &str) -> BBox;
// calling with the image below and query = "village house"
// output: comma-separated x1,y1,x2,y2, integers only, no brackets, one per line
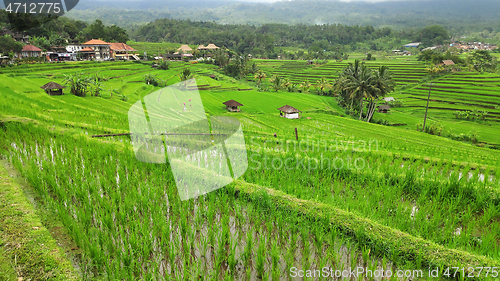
66,44,84,53
79,39,111,60
109,43,139,60
19,45,42,58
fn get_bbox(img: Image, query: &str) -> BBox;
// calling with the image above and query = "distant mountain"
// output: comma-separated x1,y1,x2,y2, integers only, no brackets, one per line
30,0,500,31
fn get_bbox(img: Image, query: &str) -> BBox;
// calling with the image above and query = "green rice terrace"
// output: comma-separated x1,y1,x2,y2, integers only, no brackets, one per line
0,60,499,280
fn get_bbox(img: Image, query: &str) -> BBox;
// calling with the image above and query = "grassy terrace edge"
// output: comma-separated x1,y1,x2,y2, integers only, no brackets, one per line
0,161,79,281
233,180,500,278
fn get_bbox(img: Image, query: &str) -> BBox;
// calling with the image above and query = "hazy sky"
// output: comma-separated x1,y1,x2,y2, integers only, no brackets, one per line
238,0,414,3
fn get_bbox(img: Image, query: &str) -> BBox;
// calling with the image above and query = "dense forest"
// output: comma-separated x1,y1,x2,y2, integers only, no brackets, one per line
132,19,451,58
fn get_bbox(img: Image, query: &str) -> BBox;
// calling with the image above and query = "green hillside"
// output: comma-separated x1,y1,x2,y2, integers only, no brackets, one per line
0,60,499,280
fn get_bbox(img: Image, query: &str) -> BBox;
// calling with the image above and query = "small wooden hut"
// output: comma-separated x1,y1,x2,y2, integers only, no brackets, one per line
440,60,455,66
223,100,243,112
278,105,301,119
377,105,391,113
41,82,65,96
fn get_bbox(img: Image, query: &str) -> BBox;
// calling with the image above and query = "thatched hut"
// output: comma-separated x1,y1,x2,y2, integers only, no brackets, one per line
205,44,220,50
41,82,65,96
223,100,243,112
377,105,391,113
177,45,193,53
278,105,301,119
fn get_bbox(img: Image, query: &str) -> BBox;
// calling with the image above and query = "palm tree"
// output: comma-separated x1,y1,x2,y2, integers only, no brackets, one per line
254,70,267,83
342,60,378,120
269,75,283,92
300,80,312,93
316,77,331,95
282,78,292,91
249,63,259,75
365,65,395,122
179,68,193,81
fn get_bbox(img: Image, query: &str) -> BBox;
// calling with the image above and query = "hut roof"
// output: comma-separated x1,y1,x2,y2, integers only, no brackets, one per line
40,82,65,90
404,42,421,47
205,44,219,50
79,47,95,52
378,105,391,110
1,28,14,36
177,45,193,52
109,43,137,52
22,45,42,52
277,105,301,114
223,100,243,107
197,45,206,50
442,60,455,66
83,39,109,45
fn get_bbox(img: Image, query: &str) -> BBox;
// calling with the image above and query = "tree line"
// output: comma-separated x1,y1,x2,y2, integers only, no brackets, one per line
132,18,421,58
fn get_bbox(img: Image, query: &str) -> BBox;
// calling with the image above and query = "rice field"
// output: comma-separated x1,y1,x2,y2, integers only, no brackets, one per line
254,60,428,86
0,60,499,280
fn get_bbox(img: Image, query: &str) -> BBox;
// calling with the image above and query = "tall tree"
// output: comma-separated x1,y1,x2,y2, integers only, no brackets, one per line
334,60,394,121
366,65,395,122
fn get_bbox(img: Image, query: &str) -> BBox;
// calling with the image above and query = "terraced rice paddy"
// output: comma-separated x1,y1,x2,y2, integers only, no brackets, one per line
254,60,428,86
0,60,499,280
254,59,500,146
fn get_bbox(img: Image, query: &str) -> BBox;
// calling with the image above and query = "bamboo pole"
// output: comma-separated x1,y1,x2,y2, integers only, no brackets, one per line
92,133,231,138
422,82,432,133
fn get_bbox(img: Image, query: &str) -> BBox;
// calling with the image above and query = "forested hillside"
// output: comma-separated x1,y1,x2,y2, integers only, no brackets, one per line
62,0,500,33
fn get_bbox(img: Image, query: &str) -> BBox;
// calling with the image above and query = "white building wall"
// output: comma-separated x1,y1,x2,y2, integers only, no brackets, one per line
285,113,299,119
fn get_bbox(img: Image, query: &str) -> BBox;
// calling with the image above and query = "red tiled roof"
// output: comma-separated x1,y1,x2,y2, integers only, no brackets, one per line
83,39,109,45
109,43,136,52
79,47,94,52
22,45,41,52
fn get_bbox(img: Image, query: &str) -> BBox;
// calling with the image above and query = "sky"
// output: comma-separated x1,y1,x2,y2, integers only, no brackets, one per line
238,0,418,2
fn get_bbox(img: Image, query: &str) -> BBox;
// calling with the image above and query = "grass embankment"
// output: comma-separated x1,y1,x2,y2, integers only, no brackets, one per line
0,160,78,280
235,180,500,278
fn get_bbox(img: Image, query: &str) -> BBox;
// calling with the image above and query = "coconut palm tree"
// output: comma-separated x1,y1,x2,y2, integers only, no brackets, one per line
343,62,378,120
300,80,312,93
269,75,283,92
254,70,267,83
179,68,193,81
316,77,332,95
365,65,395,122
334,60,395,121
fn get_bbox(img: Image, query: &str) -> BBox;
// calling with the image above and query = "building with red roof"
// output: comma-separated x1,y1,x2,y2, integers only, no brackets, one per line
20,44,42,58
109,43,138,60
80,39,111,60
